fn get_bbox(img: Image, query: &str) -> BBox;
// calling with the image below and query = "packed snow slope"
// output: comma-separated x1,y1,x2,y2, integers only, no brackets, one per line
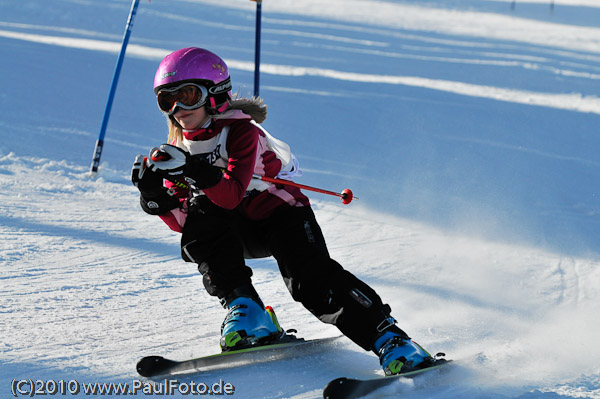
1,0,599,398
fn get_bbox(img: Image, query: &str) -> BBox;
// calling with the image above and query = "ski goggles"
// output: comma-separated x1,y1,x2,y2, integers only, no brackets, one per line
156,83,208,115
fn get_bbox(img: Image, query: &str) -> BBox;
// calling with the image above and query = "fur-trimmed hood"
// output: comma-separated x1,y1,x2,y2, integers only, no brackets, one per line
226,97,267,123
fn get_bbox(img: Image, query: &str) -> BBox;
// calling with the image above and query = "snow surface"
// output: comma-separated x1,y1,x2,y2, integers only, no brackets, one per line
1,0,599,398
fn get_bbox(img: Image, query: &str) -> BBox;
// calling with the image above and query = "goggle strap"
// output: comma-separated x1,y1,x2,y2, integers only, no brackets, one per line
216,102,229,113
207,97,229,114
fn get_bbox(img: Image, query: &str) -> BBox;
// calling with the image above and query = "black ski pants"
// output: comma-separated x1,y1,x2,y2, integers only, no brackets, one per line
180,197,408,351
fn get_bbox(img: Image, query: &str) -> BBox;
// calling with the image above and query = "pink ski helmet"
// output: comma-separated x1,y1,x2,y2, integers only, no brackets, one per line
153,47,232,110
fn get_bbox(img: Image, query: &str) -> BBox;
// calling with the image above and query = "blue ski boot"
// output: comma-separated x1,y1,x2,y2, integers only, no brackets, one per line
374,330,434,375
220,297,284,351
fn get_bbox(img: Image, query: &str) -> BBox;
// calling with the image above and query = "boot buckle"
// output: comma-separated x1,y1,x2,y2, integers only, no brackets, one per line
376,317,397,332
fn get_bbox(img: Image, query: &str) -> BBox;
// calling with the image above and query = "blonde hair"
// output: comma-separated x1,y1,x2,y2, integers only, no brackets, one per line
165,96,267,144
167,121,183,145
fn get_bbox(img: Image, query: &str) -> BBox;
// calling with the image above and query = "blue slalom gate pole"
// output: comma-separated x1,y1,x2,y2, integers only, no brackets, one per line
90,0,140,176
253,0,262,97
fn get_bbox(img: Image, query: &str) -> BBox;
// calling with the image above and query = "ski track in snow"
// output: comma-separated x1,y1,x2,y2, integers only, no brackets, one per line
1,0,600,398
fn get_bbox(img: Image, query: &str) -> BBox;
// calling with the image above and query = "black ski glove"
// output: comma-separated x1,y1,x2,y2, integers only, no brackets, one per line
131,154,165,198
147,144,223,190
132,154,181,215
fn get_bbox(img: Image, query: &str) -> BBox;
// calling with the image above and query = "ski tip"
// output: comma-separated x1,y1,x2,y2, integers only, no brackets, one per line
323,377,350,399
136,355,166,377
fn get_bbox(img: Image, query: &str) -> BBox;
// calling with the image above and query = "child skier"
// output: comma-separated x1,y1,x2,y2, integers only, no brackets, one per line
131,47,433,375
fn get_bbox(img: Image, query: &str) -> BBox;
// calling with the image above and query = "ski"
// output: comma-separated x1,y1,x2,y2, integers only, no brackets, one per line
137,334,341,378
323,357,451,399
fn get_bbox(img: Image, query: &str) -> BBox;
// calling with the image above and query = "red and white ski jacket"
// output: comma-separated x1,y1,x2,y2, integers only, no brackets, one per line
159,109,310,232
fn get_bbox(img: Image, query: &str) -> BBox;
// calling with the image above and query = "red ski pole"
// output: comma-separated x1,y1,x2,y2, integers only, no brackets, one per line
253,175,357,205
